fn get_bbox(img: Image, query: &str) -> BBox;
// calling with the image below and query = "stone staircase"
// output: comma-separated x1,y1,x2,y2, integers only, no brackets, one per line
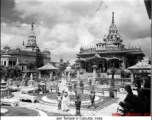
80,72,108,81
80,72,93,82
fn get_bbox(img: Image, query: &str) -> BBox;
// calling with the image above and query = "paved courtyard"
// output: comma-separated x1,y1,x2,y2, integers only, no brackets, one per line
10,84,138,116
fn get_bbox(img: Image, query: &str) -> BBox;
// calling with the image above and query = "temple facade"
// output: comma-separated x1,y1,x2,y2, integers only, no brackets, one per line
76,12,145,73
1,23,51,71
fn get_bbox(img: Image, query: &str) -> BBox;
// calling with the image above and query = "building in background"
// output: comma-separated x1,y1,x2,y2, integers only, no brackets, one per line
1,23,51,71
76,12,145,73
51,56,70,72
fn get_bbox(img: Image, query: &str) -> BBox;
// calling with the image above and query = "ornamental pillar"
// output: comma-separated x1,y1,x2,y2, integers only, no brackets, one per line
39,71,41,79
131,71,134,84
77,65,81,80
50,71,52,80
6,60,9,67
92,65,97,82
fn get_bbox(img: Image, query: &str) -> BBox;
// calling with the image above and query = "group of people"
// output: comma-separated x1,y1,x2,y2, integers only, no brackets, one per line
56,90,70,112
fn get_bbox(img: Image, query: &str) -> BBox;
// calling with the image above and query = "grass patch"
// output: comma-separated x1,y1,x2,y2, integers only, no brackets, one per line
1,106,39,116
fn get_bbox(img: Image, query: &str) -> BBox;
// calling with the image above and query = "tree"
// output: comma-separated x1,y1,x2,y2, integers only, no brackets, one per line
27,61,36,70
36,47,44,68
59,63,67,72
0,66,22,80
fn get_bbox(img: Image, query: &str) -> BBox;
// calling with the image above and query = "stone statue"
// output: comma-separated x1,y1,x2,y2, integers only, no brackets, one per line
30,73,33,80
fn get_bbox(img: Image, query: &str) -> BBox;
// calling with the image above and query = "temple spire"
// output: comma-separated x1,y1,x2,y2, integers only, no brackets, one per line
23,41,24,46
112,12,114,23
31,22,34,30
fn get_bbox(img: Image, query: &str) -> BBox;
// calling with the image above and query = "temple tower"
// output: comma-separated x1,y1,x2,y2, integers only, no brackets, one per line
103,12,123,47
60,55,63,63
25,22,37,51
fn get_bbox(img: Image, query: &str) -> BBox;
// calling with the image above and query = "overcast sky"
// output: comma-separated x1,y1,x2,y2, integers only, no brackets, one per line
1,0,151,64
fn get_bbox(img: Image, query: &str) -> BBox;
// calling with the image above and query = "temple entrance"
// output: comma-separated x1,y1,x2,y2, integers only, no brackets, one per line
114,62,119,68
98,60,107,72
98,63,103,72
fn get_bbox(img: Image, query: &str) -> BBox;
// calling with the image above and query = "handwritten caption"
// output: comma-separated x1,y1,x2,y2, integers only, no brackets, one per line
56,116,102,120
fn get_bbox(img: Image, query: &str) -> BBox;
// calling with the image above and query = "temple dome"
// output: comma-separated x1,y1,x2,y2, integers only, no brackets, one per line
16,47,20,51
3,45,10,50
42,46,50,53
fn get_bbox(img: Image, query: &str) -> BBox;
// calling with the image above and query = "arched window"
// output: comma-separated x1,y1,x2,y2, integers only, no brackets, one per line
4,61,6,66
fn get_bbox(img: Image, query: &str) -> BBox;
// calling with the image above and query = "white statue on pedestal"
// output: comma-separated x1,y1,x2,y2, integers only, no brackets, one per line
30,73,33,80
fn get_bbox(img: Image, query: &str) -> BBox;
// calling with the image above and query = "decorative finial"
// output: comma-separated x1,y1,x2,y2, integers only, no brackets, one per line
23,41,24,46
112,12,114,23
31,22,34,30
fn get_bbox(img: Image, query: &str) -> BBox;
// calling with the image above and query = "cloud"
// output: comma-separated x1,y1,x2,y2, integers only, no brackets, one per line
1,0,151,65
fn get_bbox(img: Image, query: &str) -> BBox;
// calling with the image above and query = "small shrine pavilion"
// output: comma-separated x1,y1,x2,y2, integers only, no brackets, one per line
37,63,59,80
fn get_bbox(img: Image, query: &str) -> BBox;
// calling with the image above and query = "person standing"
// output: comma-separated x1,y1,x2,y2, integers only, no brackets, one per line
62,91,70,112
57,92,62,110
89,76,92,86
80,80,84,94
90,91,95,107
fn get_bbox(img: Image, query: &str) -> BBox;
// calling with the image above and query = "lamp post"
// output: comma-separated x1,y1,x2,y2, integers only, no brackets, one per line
76,64,81,81
109,66,116,98
75,94,81,116
92,65,97,92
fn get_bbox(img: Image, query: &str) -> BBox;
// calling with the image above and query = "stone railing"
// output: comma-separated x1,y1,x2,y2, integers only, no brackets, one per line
105,78,131,85
96,78,131,86
80,47,142,54
1,88,13,99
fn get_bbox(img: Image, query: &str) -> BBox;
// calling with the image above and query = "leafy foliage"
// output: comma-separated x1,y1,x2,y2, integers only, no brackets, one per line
59,64,67,72
36,47,44,68
27,61,36,70
0,66,22,80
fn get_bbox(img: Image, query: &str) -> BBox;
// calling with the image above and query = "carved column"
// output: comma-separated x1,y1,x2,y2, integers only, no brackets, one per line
39,71,41,79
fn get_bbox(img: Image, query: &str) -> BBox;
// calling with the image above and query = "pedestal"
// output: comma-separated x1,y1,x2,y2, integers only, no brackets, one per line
119,86,126,94
92,65,97,80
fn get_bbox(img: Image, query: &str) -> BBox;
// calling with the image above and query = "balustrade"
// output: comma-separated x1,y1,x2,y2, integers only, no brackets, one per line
1,89,13,99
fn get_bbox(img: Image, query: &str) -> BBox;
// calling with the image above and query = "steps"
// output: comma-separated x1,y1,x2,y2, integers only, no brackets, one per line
80,73,93,81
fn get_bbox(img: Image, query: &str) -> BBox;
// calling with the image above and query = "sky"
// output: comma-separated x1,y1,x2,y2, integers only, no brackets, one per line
1,0,151,64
